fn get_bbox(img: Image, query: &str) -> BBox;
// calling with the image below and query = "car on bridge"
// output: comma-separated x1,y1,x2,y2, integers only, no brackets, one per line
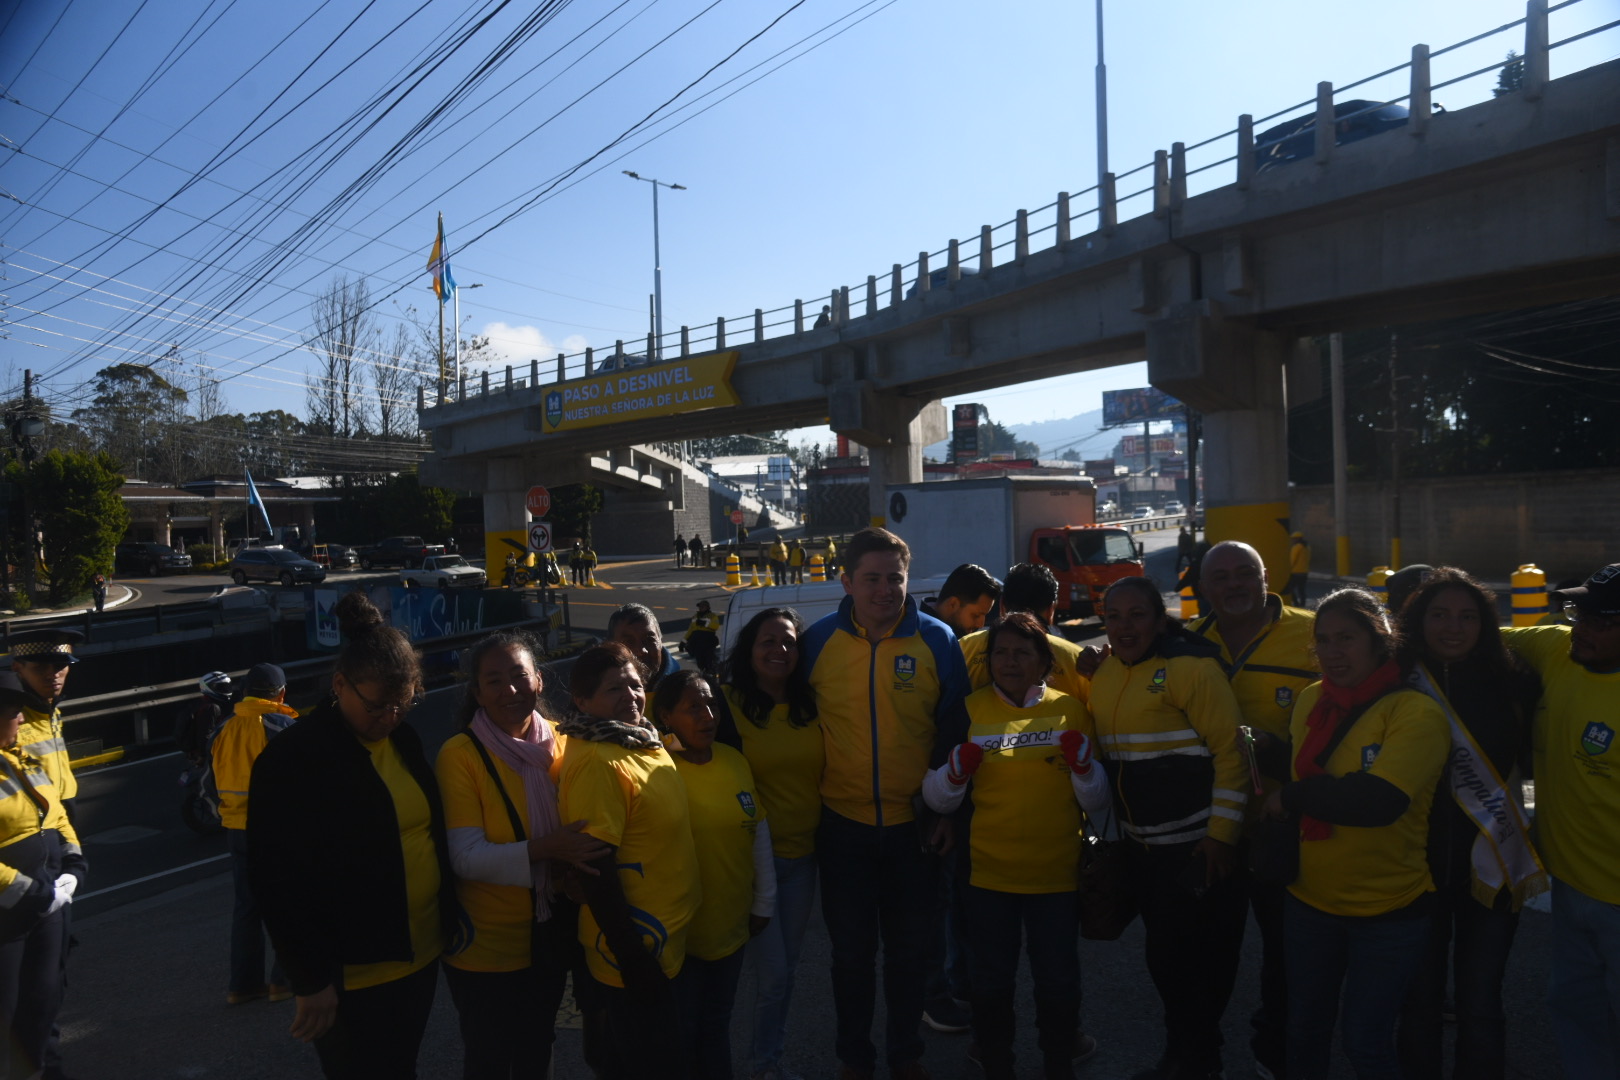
1253,99,1443,172
1132,506,1155,519
227,546,327,587
1163,500,1185,516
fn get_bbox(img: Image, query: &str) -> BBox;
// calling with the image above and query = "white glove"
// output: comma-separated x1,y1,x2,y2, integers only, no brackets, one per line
45,876,75,916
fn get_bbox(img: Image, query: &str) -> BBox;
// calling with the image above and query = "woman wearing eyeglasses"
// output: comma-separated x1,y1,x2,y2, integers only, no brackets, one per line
248,592,459,1079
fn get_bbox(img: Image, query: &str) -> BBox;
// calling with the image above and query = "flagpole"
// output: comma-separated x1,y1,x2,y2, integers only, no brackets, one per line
436,211,447,403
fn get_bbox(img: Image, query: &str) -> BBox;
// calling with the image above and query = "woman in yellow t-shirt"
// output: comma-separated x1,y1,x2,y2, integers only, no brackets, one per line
1260,587,1448,1080
655,670,776,1080
713,606,822,1080
922,612,1114,1080
436,630,612,1079
557,643,701,1080
248,592,455,1080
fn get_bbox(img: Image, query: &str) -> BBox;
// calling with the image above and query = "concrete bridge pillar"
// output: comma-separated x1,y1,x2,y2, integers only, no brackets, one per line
1147,300,1296,582
827,381,947,528
483,458,532,572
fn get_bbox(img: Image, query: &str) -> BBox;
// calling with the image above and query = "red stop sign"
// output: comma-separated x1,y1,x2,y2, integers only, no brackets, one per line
526,486,551,518
730,510,744,525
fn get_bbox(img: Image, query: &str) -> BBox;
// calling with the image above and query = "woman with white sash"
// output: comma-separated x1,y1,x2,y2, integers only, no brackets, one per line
1394,568,1545,1080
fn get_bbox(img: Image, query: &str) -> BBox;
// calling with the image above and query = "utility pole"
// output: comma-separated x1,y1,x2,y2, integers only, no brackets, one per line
18,370,36,602
1388,331,1403,569
1330,333,1350,576
1095,0,1109,191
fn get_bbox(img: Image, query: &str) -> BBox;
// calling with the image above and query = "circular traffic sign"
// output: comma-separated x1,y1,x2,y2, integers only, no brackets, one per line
526,485,551,518
527,522,553,554
729,510,744,525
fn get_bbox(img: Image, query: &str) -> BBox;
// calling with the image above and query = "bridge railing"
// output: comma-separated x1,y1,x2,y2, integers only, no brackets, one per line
420,0,1617,413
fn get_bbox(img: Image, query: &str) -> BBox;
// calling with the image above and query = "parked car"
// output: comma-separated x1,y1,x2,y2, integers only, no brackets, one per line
1253,99,1444,172
115,542,192,576
305,542,358,569
228,547,326,587
400,555,487,590
355,536,445,570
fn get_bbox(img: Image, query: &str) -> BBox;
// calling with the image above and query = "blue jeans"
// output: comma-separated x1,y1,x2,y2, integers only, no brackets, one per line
817,808,939,1071
1284,892,1430,1080
961,884,1080,1065
1548,877,1620,1080
1396,882,1519,1080
748,852,819,1074
677,947,748,1080
228,829,284,993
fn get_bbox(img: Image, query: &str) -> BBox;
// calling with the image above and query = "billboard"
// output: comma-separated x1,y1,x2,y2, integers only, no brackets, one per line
952,402,981,459
1102,387,1183,426
1084,459,1117,477
1119,435,1179,456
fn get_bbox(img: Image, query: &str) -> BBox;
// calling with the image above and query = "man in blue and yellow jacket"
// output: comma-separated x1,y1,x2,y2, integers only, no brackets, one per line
212,663,298,1005
802,527,969,1080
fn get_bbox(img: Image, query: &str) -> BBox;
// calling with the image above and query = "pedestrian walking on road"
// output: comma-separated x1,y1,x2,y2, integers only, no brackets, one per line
1288,533,1311,608
674,535,687,569
1088,576,1250,1080
715,607,822,1080
91,574,107,614
1395,569,1544,1080
689,535,704,568
0,670,84,1080
211,663,298,1006
654,671,776,1080
1260,587,1448,1080
435,630,611,1080
248,592,456,1080
557,644,701,1080
569,542,585,587
1501,563,1620,1079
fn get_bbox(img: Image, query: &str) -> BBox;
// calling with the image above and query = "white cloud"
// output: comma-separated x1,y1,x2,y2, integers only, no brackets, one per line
478,322,591,365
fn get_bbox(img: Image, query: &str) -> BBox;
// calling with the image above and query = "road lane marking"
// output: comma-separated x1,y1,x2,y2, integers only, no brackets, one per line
77,853,231,901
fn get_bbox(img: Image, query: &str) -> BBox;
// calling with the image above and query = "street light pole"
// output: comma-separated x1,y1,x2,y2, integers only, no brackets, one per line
1095,0,1109,191
453,282,484,389
623,171,686,361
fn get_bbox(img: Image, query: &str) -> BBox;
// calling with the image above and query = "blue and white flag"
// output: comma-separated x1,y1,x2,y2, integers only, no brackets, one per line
245,469,275,537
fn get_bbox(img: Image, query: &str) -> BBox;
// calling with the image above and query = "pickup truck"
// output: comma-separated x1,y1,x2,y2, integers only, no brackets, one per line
356,536,445,570
400,555,487,590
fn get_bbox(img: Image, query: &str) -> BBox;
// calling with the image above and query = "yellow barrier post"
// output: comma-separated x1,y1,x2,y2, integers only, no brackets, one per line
1179,584,1199,620
725,553,741,587
1511,563,1548,627
809,553,825,583
1367,566,1391,607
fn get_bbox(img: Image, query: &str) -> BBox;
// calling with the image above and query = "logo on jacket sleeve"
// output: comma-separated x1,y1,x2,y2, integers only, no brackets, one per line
1582,722,1614,757
1146,668,1167,693
1361,743,1382,770
895,655,916,682
1275,686,1293,709
736,791,757,817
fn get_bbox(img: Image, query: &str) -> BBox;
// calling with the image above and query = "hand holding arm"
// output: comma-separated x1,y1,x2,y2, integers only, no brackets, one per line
528,820,610,873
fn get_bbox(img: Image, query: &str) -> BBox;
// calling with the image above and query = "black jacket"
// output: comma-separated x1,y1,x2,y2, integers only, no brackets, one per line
246,698,459,996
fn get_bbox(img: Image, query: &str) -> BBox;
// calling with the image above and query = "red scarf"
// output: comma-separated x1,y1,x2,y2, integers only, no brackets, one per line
1295,659,1404,841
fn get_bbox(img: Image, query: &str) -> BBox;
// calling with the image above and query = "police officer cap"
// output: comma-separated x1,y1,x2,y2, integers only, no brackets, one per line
1386,565,1435,613
243,662,287,696
0,671,28,708
7,628,85,665
696,600,711,611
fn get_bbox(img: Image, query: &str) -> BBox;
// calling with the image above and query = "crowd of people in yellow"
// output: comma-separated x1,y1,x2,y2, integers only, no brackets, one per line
2,528,1617,1080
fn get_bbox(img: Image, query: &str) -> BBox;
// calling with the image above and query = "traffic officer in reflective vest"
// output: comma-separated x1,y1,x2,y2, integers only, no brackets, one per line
0,668,85,1080
9,630,84,826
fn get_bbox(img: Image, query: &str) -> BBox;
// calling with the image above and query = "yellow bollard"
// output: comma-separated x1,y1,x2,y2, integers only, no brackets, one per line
1367,566,1391,607
1511,563,1548,627
725,553,741,587
809,553,825,583
1179,584,1199,620
749,560,761,588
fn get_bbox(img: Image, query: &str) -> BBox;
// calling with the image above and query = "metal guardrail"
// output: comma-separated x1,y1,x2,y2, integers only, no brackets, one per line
418,0,1614,409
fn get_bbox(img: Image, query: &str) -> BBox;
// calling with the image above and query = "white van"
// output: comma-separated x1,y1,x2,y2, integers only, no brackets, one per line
719,574,951,664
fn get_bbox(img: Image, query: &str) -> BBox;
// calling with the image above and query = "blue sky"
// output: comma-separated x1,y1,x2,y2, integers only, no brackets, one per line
1,0,1613,453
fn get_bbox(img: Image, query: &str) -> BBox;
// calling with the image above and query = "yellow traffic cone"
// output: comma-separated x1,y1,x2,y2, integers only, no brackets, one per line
586,565,597,587
749,561,761,587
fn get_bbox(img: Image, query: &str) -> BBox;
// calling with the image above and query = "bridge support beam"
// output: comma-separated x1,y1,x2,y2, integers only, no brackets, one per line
483,458,533,574
1147,301,1295,582
827,381,947,528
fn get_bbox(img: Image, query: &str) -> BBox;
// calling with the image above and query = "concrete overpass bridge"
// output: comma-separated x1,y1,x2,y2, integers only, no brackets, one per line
420,2,1620,577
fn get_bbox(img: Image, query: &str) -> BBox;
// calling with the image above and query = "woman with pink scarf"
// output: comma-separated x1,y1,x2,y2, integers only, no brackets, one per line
435,630,611,1079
